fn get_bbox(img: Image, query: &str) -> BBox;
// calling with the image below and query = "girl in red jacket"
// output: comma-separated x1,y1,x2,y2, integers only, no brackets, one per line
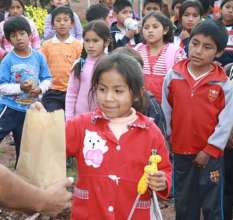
135,12,185,103
66,53,172,219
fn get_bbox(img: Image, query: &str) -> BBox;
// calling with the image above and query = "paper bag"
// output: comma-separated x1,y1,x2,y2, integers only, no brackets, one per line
16,109,66,188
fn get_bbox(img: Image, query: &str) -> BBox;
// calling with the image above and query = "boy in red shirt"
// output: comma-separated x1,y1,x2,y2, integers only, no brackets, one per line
162,19,233,220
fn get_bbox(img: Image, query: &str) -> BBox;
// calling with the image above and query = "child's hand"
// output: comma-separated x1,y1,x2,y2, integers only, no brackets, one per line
179,30,190,41
29,86,41,97
20,80,33,93
125,29,136,39
193,151,210,168
30,101,46,112
147,171,167,192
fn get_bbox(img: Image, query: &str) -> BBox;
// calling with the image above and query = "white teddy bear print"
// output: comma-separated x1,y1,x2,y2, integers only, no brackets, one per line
83,130,109,168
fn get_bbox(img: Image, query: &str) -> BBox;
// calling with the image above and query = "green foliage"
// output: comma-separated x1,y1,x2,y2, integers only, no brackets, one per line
25,5,48,37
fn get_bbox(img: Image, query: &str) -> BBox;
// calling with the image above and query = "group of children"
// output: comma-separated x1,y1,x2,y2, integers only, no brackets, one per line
0,0,232,219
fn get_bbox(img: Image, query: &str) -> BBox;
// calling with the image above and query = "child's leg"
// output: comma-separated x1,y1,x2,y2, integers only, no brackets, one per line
42,89,66,112
12,111,26,163
0,106,17,142
174,154,201,220
200,157,224,220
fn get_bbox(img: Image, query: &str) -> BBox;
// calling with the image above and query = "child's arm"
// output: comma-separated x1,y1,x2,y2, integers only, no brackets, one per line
148,129,172,199
65,72,80,120
111,29,137,49
37,52,52,94
73,12,83,40
0,57,23,95
202,80,233,159
28,18,41,50
161,70,173,138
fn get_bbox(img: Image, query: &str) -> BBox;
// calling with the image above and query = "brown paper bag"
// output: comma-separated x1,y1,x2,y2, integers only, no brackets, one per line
16,109,66,188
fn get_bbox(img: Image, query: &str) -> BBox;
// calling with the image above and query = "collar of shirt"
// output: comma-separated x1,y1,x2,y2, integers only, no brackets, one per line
91,108,152,129
51,35,76,44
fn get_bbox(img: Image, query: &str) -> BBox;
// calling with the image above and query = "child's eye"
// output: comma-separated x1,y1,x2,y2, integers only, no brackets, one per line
115,89,123,94
97,87,105,92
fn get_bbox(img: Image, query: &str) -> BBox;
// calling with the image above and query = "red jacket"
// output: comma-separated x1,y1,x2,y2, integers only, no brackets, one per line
162,59,233,158
66,109,171,220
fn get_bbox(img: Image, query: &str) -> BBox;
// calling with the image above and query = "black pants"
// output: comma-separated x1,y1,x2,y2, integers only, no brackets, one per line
224,148,233,220
0,106,25,163
42,89,66,112
174,154,224,220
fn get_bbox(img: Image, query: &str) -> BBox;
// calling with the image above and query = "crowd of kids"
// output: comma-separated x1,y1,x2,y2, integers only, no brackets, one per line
0,0,232,219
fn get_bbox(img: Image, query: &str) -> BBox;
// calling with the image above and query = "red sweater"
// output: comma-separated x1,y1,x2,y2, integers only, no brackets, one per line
162,59,233,158
66,109,171,220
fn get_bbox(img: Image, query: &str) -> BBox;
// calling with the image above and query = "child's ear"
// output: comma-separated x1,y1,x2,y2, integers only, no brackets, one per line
215,50,224,58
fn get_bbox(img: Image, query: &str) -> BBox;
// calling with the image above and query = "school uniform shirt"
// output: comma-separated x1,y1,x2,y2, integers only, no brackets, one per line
40,35,82,92
0,49,51,112
66,109,172,220
135,43,185,103
43,12,83,40
162,59,233,158
110,21,141,50
0,16,41,59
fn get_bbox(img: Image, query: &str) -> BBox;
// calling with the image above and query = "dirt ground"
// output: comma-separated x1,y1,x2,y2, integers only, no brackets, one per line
0,135,175,219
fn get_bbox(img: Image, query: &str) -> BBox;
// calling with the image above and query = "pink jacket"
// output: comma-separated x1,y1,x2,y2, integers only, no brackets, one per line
65,56,99,120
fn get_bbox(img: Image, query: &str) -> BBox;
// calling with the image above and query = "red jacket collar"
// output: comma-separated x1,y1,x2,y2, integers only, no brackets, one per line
91,108,153,129
172,59,228,82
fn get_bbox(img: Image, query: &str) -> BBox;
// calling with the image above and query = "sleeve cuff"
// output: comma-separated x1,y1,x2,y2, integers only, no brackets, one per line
203,144,223,158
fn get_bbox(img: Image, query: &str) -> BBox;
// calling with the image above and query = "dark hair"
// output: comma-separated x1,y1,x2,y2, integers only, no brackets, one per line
171,0,184,9
198,0,210,15
89,53,144,111
4,16,31,41
86,3,110,22
0,0,12,10
179,0,203,21
142,11,174,43
112,46,144,67
51,6,74,25
113,0,132,13
221,0,233,8
9,0,25,13
190,19,228,52
73,20,110,78
143,0,163,8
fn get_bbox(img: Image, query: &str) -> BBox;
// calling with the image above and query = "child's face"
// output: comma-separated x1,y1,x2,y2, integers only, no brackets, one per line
51,0,68,7
115,6,133,26
221,1,233,25
9,30,30,52
84,30,107,58
143,3,161,16
53,13,73,39
96,68,134,119
9,0,23,17
142,16,167,45
189,34,219,69
181,7,201,31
